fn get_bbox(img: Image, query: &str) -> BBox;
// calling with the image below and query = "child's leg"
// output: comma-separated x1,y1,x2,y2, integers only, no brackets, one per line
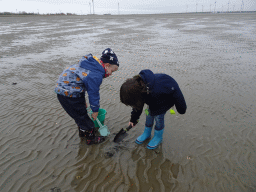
135,109,154,144
57,94,94,131
145,109,155,128
147,112,166,149
154,113,165,130
57,94,105,144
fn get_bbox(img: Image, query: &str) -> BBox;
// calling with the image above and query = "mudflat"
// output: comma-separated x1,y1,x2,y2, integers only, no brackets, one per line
0,13,256,191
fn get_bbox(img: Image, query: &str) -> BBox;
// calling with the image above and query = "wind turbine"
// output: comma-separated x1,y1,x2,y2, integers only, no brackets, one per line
240,0,244,12
92,0,95,14
118,2,120,15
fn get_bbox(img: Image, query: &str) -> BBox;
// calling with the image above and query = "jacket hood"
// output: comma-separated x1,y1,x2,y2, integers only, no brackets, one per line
139,69,155,90
79,54,105,76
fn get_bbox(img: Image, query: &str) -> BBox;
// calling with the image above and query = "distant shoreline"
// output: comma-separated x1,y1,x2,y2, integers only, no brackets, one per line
0,11,255,17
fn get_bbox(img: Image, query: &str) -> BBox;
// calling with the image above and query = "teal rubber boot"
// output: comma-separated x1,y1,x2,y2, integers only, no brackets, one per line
147,129,164,149
135,127,152,144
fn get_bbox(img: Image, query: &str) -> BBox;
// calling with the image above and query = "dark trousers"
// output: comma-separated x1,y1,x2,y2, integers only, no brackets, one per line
57,94,94,131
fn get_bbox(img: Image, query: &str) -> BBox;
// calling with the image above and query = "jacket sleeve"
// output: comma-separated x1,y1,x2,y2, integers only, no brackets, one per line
83,73,102,112
173,87,187,114
130,107,143,125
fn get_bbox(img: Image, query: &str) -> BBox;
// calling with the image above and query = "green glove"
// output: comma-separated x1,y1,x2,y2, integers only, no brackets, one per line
145,109,149,116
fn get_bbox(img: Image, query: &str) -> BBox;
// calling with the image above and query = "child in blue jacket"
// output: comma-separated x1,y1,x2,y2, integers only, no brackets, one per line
55,48,119,145
120,69,187,149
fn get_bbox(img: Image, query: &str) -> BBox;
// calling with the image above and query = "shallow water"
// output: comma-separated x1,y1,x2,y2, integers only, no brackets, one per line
0,13,256,192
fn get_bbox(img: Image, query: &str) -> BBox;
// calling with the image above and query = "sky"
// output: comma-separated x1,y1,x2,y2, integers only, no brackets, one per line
1,0,256,15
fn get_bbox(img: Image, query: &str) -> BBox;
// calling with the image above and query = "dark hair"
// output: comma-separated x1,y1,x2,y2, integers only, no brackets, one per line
120,75,147,109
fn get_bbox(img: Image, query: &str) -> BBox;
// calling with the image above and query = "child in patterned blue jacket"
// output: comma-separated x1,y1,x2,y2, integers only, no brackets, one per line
55,48,119,145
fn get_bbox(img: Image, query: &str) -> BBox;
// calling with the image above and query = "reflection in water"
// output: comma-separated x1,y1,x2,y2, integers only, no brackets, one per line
71,139,182,191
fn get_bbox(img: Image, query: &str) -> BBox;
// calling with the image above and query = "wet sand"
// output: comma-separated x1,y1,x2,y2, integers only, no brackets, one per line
0,13,256,191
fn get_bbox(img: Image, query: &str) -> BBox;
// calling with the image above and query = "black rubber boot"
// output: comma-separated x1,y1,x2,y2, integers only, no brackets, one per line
78,127,85,137
83,129,105,145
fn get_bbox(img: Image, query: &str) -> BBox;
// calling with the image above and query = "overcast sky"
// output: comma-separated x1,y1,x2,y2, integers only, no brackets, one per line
1,0,256,15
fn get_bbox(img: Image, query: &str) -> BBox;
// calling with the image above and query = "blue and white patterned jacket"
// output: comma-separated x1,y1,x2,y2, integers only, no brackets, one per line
55,54,105,112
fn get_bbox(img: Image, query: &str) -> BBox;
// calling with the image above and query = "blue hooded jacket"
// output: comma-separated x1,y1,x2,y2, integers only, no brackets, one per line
55,54,105,112
130,69,187,123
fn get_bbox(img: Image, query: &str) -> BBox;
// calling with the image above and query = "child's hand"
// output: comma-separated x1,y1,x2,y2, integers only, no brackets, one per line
92,112,98,121
129,122,135,127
